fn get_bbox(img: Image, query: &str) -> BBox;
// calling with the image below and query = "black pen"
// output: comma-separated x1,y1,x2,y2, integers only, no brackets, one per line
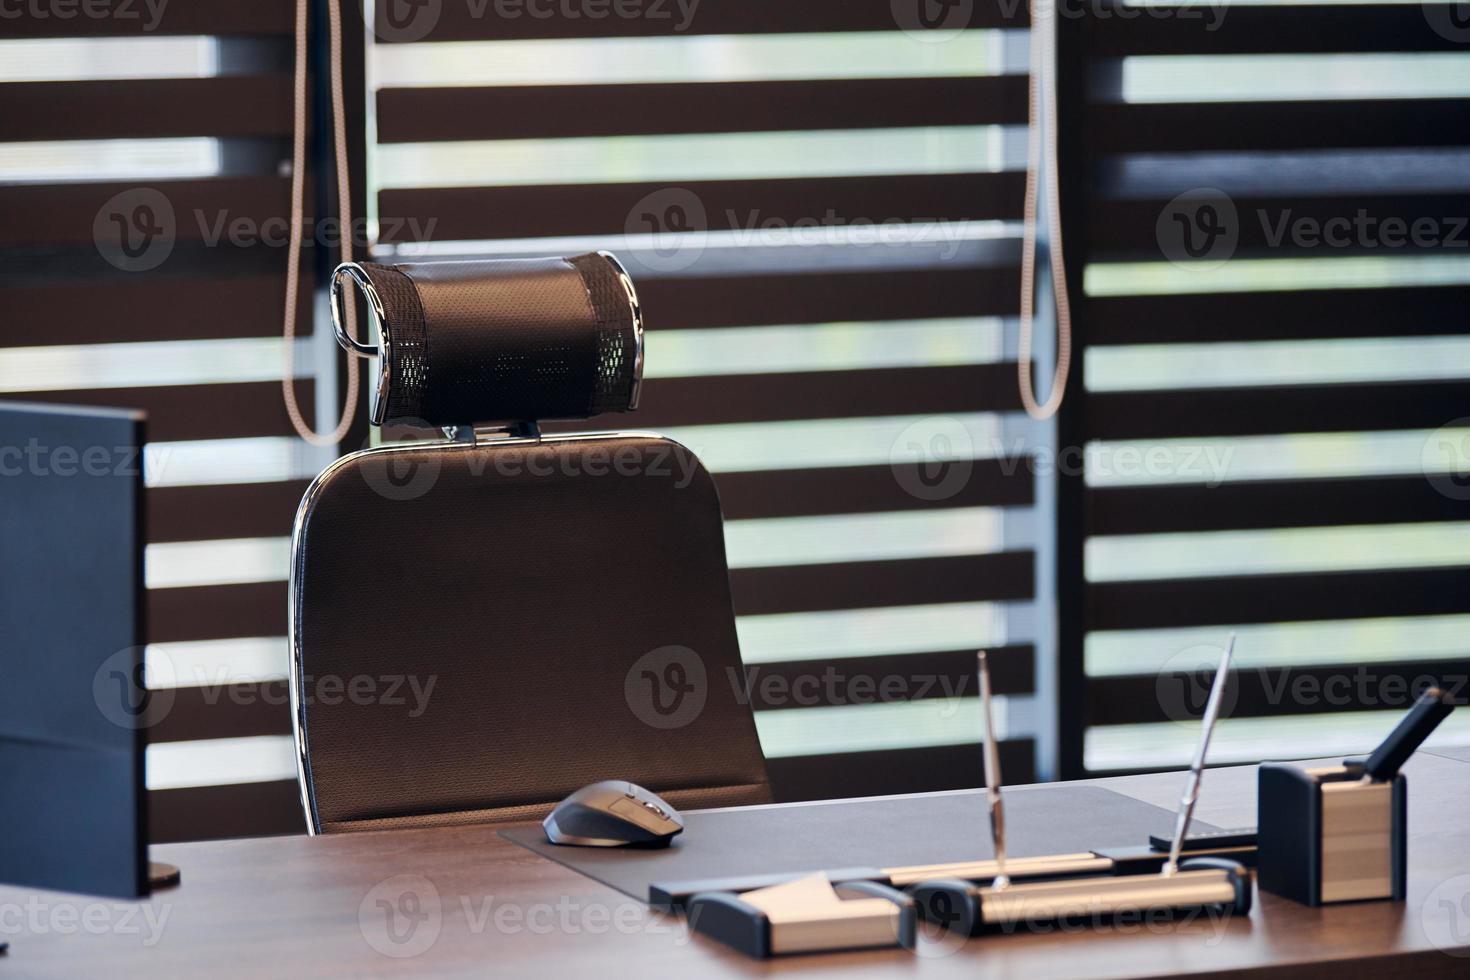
1362,686,1455,783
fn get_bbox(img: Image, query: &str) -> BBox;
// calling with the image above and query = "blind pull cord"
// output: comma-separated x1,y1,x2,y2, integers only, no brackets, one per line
282,0,362,447
1018,1,1073,421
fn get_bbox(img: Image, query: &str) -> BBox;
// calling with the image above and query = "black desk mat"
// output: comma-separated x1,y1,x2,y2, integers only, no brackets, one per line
501,784,1215,902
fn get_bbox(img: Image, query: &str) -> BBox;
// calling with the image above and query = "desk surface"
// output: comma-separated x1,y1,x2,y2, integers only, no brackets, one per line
5,753,1470,979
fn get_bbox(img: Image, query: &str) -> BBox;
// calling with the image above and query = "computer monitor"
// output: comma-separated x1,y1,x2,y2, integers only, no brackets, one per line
0,401,170,899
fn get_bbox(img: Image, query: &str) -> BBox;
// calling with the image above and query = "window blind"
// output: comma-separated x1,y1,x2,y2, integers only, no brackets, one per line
0,0,345,840
1056,3,1470,777
368,1,1042,799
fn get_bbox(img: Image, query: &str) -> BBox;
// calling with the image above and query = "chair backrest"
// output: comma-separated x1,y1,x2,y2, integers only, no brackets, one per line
291,253,771,833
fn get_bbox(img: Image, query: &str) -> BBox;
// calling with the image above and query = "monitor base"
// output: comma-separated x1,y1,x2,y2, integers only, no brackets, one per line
150,861,181,889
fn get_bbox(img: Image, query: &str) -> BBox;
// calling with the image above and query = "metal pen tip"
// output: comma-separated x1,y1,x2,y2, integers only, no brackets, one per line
1163,631,1236,876
977,649,1009,890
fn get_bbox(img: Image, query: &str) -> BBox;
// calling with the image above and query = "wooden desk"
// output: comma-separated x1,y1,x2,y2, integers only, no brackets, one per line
4,753,1469,978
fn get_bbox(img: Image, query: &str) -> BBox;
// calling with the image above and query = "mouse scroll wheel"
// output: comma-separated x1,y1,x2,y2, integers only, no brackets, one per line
640,800,667,819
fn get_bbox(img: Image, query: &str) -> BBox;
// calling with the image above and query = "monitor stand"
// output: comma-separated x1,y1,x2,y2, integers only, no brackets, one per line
150,861,182,889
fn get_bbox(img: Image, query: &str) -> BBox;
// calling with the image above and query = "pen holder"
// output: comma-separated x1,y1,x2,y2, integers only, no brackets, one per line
1256,761,1406,906
685,877,916,958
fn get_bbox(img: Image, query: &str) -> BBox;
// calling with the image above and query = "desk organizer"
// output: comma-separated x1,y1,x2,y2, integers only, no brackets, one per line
676,640,1253,956
650,831,1257,910
1257,761,1404,905
1257,687,1454,906
906,639,1251,936
685,874,916,958
909,856,1250,935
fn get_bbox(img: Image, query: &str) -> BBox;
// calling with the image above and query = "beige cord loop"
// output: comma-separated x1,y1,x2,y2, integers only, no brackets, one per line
282,0,362,447
1018,0,1073,421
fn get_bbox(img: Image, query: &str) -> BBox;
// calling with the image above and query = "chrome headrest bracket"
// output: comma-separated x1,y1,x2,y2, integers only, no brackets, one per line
330,262,392,426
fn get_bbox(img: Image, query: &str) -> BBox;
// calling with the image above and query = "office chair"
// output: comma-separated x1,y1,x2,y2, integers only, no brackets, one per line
289,252,772,834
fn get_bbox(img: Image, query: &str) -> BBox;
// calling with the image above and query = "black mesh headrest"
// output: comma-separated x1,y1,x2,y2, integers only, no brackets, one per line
330,252,643,428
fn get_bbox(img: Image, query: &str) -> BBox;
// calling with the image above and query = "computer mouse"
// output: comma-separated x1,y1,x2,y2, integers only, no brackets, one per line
543,780,685,847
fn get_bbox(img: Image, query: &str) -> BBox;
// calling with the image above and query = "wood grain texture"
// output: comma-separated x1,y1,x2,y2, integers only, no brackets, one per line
4,754,1469,976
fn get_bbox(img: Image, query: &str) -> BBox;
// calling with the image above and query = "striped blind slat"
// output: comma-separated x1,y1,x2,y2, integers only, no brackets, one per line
378,1,1028,42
